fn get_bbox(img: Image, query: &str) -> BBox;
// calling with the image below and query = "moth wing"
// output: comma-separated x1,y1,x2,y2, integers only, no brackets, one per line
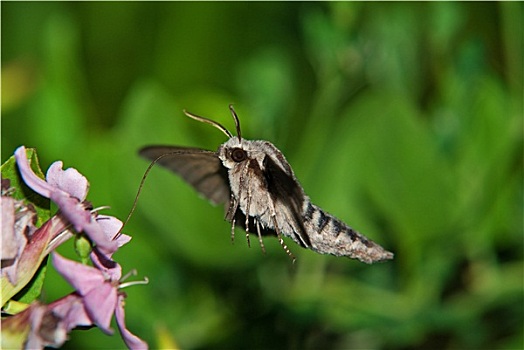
139,146,230,205
263,155,312,248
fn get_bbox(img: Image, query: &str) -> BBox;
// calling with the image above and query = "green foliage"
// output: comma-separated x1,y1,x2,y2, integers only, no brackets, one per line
2,2,522,349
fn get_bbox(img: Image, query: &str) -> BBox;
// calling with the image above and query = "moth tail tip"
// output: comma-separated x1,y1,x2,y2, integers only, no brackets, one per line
371,250,394,263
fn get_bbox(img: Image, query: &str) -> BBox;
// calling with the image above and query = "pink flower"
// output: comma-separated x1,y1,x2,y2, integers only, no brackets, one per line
2,148,131,305
1,189,37,286
2,147,147,349
1,205,70,304
1,299,71,349
52,253,148,349
2,294,94,349
14,146,119,255
48,293,92,331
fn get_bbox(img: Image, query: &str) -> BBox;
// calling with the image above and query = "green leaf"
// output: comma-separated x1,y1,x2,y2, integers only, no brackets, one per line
12,256,48,305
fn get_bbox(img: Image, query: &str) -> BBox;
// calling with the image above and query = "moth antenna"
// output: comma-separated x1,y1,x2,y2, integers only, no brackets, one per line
228,104,242,142
183,109,233,139
114,152,180,239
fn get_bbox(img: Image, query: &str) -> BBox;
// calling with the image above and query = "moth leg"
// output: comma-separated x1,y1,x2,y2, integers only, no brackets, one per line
227,194,238,244
230,216,236,244
225,193,237,222
244,170,252,248
236,162,251,248
267,193,295,263
272,215,295,263
255,219,266,254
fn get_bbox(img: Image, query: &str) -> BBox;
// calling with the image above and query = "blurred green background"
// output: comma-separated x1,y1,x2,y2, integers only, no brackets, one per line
2,2,523,349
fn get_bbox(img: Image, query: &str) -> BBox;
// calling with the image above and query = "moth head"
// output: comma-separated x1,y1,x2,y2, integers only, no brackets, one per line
183,105,249,169
217,137,250,169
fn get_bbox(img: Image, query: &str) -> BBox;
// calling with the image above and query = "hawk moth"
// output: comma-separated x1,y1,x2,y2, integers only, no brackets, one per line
139,105,393,263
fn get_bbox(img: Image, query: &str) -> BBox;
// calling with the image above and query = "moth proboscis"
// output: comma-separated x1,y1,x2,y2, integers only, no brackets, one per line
139,105,394,264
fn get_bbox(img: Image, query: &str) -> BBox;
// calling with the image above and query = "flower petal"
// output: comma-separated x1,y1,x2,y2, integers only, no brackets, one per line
12,302,68,349
0,197,32,282
82,218,120,255
2,201,39,284
83,283,117,334
50,193,119,255
18,303,47,350
1,197,17,258
97,215,131,248
2,219,58,304
115,295,149,350
14,146,54,198
90,249,122,281
52,254,118,333
46,161,89,201
93,215,131,259
33,307,68,348
1,301,33,349
15,146,118,255
49,293,92,331
52,253,105,296
50,192,91,233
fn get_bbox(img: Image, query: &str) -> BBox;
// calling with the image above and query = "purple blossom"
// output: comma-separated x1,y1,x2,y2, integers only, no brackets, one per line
1,254,148,350
2,148,131,303
2,146,147,349
52,253,148,349
14,146,119,255
24,302,68,349
1,179,37,262
48,293,92,332
1,211,69,302
2,301,68,349
3,293,93,349
1,194,36,285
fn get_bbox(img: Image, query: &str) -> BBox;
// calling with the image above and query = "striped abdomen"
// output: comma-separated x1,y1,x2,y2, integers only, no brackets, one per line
302,201,394,263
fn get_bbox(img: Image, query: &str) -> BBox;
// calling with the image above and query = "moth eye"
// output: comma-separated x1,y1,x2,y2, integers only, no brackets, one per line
231,148,247,162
